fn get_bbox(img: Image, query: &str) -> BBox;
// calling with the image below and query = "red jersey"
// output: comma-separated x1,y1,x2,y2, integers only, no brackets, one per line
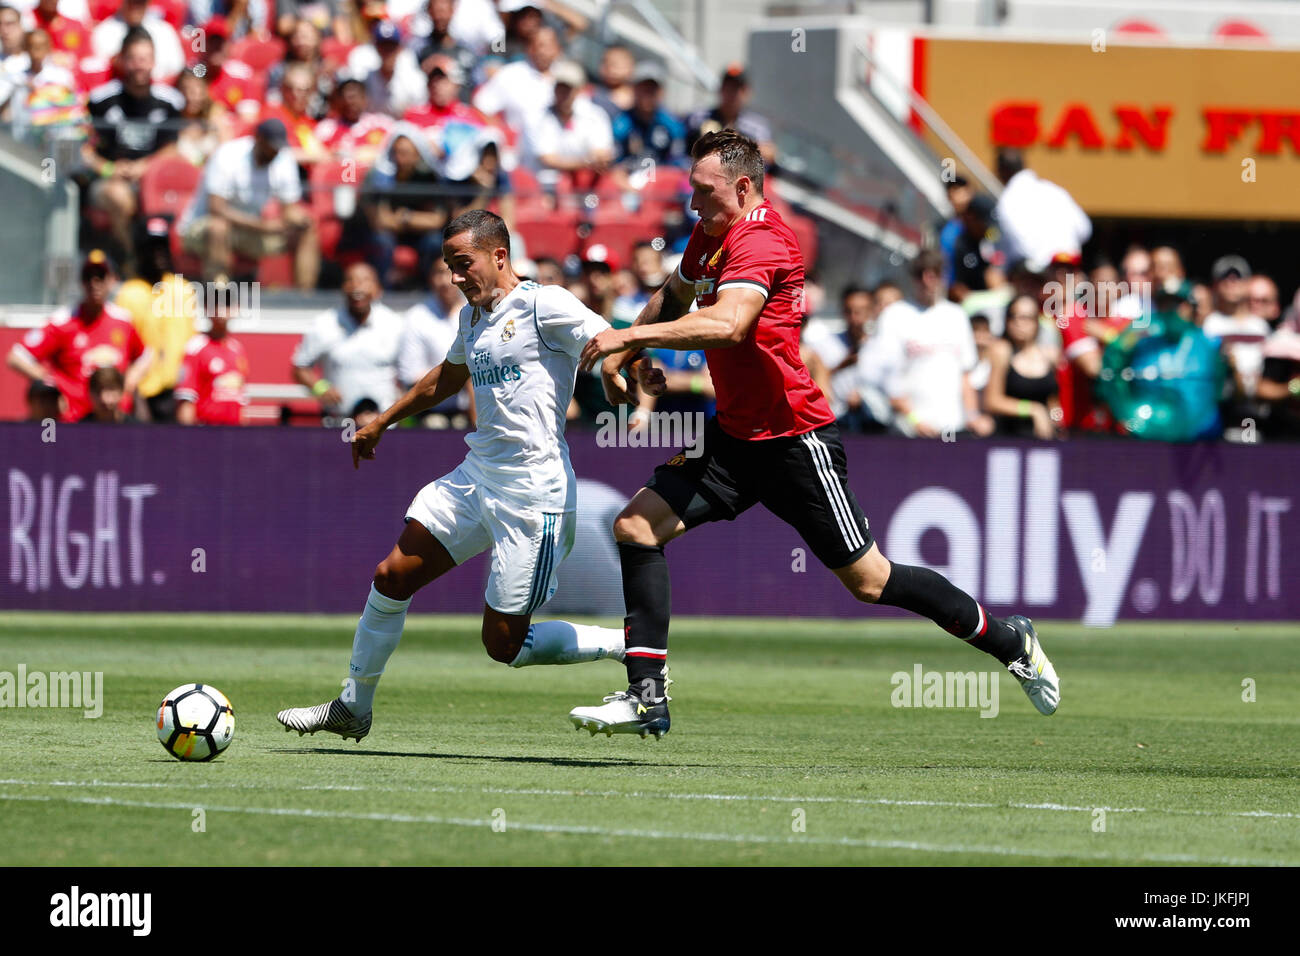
402,100,484,131
20,301,144,422
316,111,393,156
677,200,834,439
174,333,248,425
257,102,322,152
208,59,264,113
1054,304,1112,432
32,10,91,63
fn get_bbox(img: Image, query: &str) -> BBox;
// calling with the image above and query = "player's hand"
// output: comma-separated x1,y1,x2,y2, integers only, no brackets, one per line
600,365,633,405
632,358,667,397
351,419,385,469
579,328,631,372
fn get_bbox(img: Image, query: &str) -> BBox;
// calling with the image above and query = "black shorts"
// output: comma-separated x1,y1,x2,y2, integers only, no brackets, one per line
645,418,874,569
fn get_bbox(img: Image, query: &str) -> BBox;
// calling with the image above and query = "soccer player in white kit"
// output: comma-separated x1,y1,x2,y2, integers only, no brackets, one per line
277,210,663,742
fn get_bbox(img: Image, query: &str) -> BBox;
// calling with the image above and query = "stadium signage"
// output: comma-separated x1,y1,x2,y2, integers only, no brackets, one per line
990,102,1300,156
1,426,1295,622
916,36,1300,218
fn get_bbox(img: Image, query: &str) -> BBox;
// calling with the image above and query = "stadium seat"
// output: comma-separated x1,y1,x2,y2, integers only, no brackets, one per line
585,209,665,266
307,160,367,259
319,38,356,69
139,155,201,219
230,36,288,73
1112,19,1167,39
1213,20,1270,43
515,212,581,262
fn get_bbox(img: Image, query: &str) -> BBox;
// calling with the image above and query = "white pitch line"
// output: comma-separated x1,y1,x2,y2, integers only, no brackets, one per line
0,792,1283,866
2,777,1299,821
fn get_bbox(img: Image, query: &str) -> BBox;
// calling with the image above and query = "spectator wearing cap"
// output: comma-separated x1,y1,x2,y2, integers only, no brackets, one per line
612,61,687,180
113,216,196,421
992,148,1091,272
91,0,184,80
685,64,776,167
83,28,184,277
590,43,634,121
179,118,321,291
292,261,403,418
472,24,560,134
175,278,249,426
257,62,328,167
190,17,263,120
412,0,477,98
520,59,613,195
315,69,394,165
937,175,972,282
348,19,426,118
947,192,1003,301
6,251,153,423
1201,255,1271,425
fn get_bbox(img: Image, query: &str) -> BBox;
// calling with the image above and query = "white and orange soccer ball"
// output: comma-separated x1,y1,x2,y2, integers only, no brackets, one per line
156,684,235,761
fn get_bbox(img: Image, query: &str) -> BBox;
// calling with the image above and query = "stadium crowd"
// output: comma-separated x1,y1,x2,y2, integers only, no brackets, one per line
2,1,1298,440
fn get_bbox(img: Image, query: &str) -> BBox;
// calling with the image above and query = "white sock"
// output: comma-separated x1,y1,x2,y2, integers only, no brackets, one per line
345,584,411,713
509,620,625,667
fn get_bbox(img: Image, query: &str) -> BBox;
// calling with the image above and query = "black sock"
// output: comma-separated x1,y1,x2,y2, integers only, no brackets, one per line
619,542,670,701
876,562,1024,665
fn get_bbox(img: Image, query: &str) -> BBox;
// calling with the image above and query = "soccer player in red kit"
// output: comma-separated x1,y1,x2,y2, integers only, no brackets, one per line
569,130,1060,738
175,279,248,426
5,251,151,423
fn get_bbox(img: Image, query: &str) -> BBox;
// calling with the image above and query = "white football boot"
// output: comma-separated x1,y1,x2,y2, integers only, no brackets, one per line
569,690,671,739
276,698,372,742
1005,615,1060,715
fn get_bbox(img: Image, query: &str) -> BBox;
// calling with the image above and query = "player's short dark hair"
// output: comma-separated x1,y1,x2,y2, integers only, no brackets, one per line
911,249,946,280
870,279,902,298
444,209,511,254
120,25,155,55
691,129,764,196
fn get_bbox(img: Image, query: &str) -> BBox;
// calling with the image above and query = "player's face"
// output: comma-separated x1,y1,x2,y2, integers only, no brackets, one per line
444,233,502,309
82,274,110,309
689,154,746,236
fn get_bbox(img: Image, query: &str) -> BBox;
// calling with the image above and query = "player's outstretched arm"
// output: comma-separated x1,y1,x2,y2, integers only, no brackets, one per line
352,359,470,468
596,271,696,377
580,287,765,372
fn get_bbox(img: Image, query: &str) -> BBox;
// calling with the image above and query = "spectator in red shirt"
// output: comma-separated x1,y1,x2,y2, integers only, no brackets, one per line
30,0,91,73
175,278,249,425
402,55,480,130
315,69,392,165
6,250,153,422
196,16,263,120
259,62,328,166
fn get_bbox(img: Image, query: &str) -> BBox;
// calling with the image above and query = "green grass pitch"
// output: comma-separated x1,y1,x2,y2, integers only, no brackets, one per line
1,613,1297,866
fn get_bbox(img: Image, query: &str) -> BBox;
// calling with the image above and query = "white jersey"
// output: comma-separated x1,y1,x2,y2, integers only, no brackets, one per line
446,280,609,510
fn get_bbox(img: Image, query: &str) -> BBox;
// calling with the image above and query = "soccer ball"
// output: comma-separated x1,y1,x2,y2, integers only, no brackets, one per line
156,684,235,761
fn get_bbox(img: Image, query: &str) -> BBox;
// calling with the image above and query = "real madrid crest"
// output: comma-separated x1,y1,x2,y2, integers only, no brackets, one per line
501,318,515,341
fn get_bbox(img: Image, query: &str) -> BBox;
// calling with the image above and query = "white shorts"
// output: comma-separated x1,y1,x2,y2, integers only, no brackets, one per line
404,462,576,615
